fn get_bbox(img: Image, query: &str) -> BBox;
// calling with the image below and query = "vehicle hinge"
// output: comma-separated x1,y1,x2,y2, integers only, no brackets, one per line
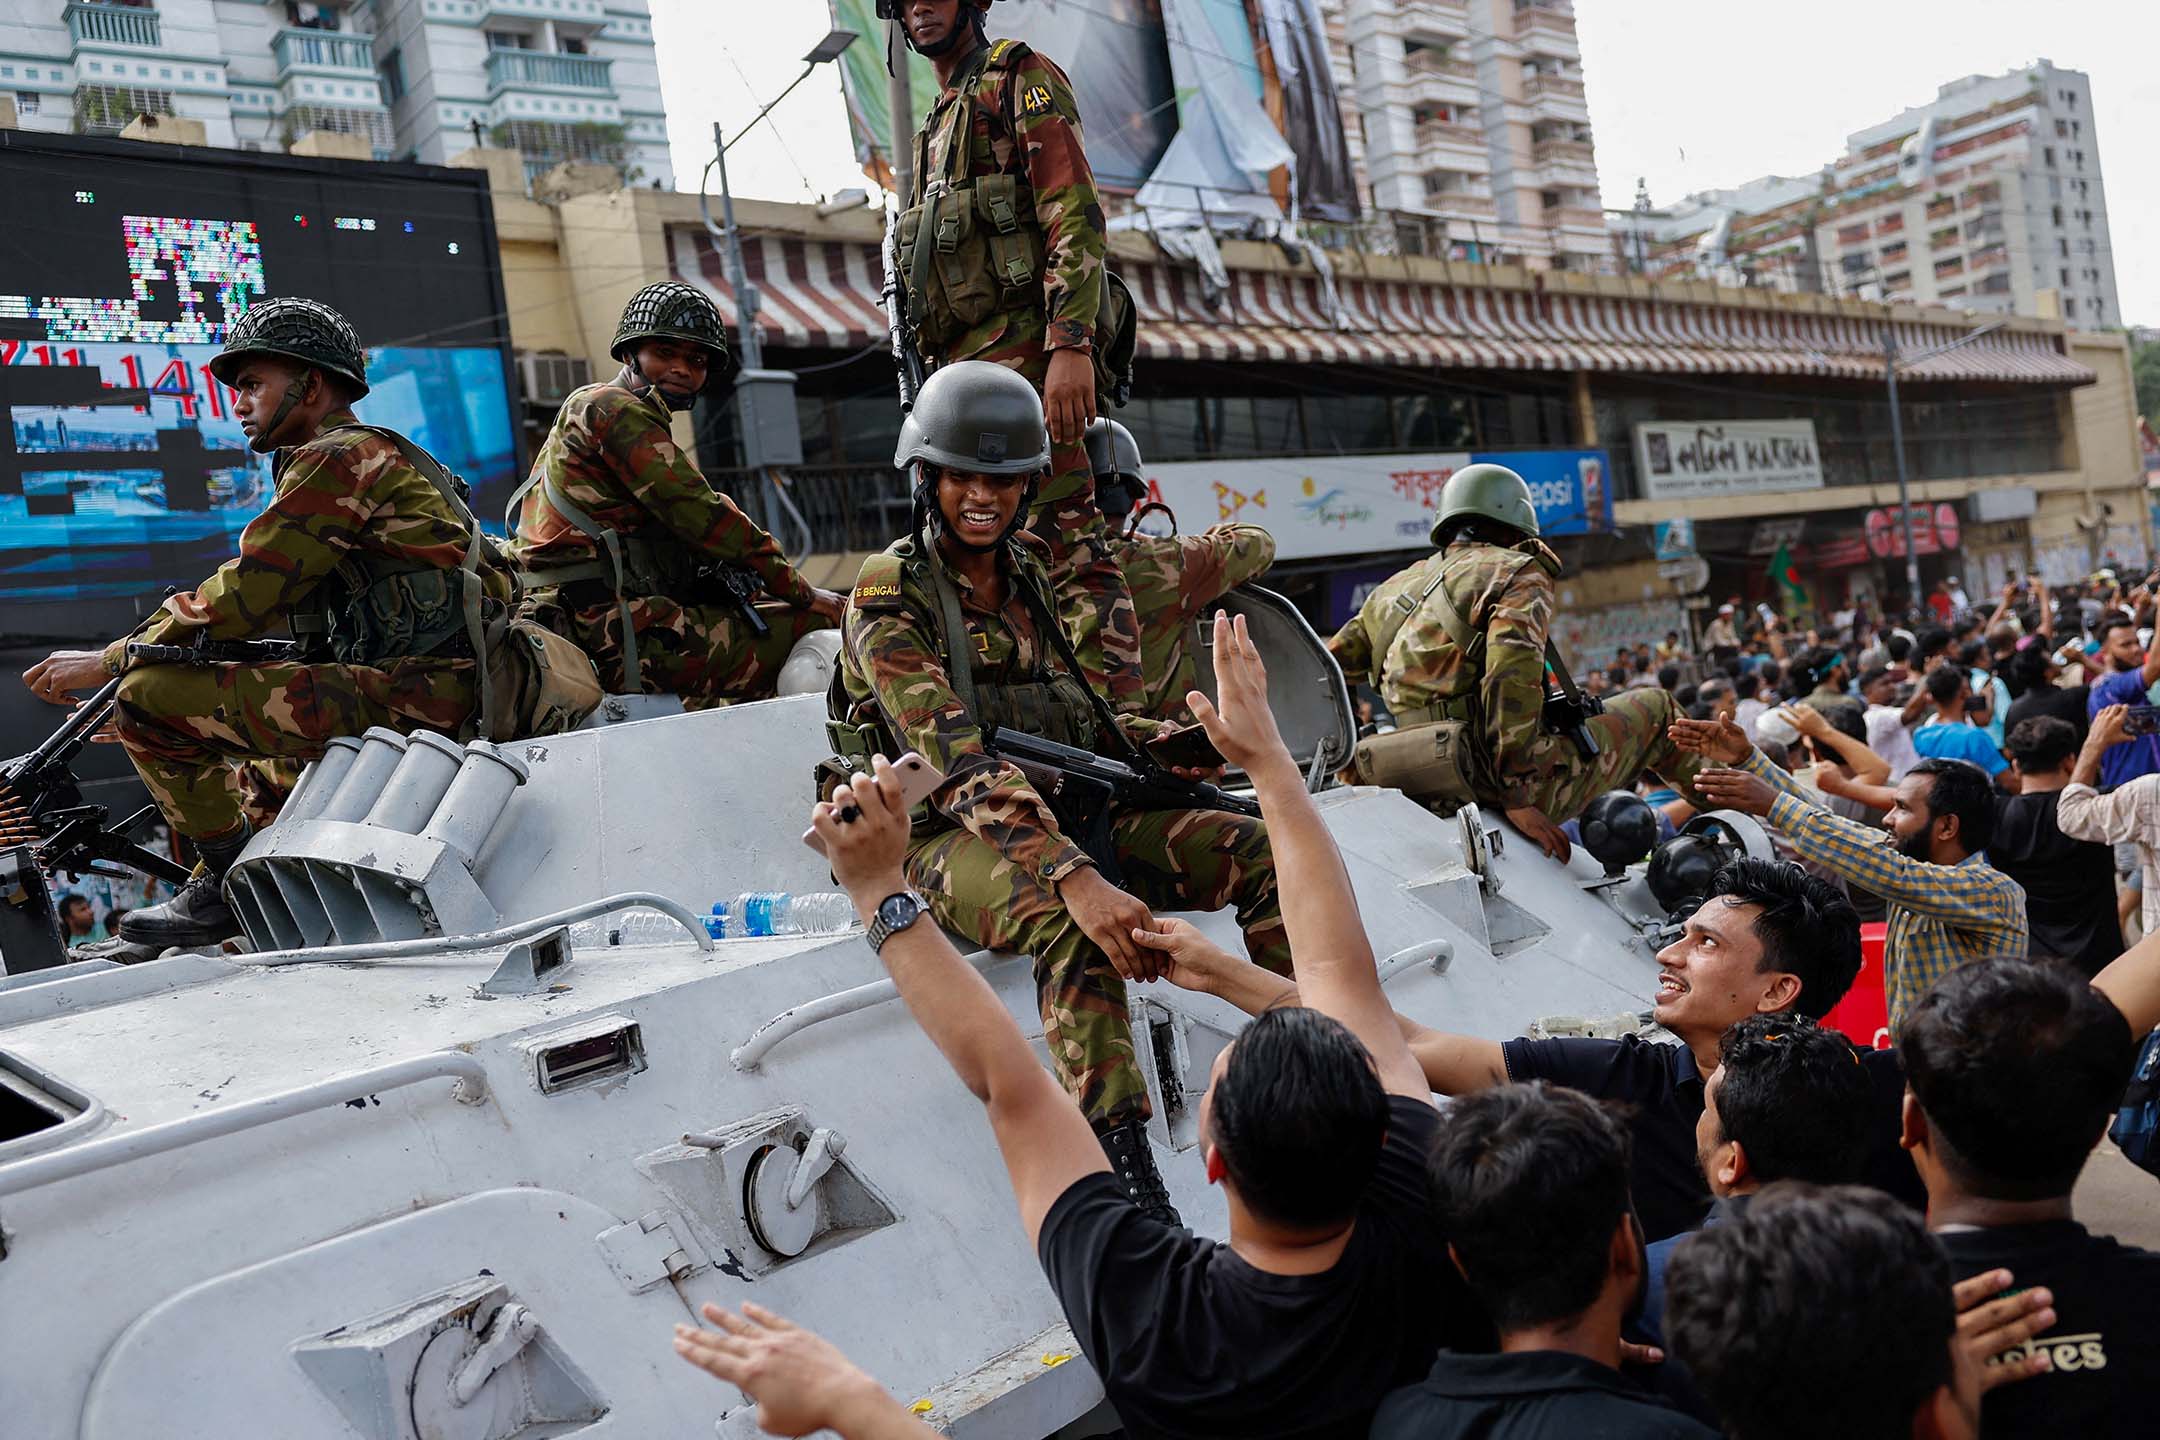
594,1207,708,1293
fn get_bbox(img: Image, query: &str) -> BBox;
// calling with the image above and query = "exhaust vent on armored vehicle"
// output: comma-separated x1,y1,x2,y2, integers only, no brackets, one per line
0,1048,98,1153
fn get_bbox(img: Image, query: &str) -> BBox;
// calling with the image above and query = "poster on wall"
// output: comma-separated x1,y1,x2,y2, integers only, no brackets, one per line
0,136,518,604
1632,418,1824,501
1137,449,1613,563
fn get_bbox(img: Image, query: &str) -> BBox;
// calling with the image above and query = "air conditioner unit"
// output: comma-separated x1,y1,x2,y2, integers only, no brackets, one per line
518,351,591,407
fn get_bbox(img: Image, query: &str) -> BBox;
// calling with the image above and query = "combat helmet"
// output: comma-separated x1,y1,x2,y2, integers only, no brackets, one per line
610,281,729,370
1430,462,1539,546
208,297,369,398
1085,418,1146,524
897,360,1048,544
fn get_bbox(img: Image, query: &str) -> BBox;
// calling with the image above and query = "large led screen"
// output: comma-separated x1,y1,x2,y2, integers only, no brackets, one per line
0,135,517,602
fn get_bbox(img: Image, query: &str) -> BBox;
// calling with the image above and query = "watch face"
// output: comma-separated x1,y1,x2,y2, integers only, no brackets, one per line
876,893,918,930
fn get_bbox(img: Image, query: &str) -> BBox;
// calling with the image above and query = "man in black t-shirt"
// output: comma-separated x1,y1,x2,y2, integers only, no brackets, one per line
2002,643,2090,745
1901,956,2159,1436
1371,1083,1714,1440
1989,716,2119,975
807,615,1483,1440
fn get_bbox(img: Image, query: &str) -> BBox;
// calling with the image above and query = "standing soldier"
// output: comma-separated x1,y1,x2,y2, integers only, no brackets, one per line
829,363,1289,1223
1329,463,1709,862
20,299,517,949
885,0,1144,713
1088,418,1277,722
507,282,843,706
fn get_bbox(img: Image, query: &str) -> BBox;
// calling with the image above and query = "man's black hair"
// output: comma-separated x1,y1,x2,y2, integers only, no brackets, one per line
1675,682,1700,709
2006,714,2079,774
1898,958,2134,1201
1856,665,1889,693
1685,700,1717,722
1756,661,1781,691
1606,664,1630,689
1711,1015,1871,1184
2006,644,2051,693
1733,672,1761,701
1209,1006,1388,1229
1958,638,1987,668
1633,654,1652,675
1822,703,1865,744
1921,664,1964,707
1666,1182,1952,1440
1658,663,1682,691
1426,1082,1632,1332
1757,737,1790,771
1698,677,1734,703
1885,632,1913,662
1703,858,1861,1019
1904,758,1996,855
1916,627,1951,660
2100,614,2139,645
57,893,90,917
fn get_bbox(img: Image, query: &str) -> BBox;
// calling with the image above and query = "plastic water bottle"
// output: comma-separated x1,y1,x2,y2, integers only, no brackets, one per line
566,912,696,947
712,891,858,938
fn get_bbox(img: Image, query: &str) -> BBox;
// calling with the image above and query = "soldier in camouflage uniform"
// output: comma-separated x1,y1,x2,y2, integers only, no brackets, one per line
1328,463,1708,862
22,299,516,948
1088,419,1277,722
830,363,1288,1223
886,0,1144,714
506,282,843,706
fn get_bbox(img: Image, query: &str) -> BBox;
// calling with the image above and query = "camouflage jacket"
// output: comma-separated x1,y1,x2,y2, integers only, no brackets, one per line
506,378,813,606
1121,523,1276,714
103,410,511,672
911,37,1105,355
1328,540,1563,809
839,533,1155,892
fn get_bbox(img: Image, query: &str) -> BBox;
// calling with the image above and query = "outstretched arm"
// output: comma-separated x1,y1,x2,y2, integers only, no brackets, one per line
811,758,1106,1246
2095,925,2160,1037
675,1301,939,1439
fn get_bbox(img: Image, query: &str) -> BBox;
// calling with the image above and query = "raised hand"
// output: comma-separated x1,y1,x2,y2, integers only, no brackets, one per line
1692,766,1778,817
1668,713,1752,766
674,1302,919,1438
1186,612,1293,781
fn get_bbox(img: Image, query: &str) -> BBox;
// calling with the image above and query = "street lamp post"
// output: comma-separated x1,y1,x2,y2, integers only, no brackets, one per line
1882,317,2009,615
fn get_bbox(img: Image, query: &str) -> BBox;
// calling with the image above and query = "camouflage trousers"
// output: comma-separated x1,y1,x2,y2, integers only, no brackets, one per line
113,657,475,841
536,591,833,709
1489,687,1711,823
964,335,1144,714
907,806,1291,1130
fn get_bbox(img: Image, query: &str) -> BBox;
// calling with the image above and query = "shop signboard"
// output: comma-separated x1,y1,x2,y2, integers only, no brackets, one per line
1632,418,1825,500
1137,448,1614,562
1864,502,1963,558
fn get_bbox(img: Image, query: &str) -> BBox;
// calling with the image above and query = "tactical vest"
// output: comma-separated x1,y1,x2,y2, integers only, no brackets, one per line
828,534,1100,781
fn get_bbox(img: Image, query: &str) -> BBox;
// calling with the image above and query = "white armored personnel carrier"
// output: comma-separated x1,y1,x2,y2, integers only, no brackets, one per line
0,591,1743,1438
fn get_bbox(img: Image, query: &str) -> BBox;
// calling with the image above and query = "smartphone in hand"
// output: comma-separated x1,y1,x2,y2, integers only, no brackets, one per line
803,752,945,856
1146,726,1227,771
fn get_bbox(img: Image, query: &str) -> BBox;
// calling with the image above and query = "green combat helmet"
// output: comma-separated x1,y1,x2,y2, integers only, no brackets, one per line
208,297,370,398
896,359,1049,543
1430,462,1539,546
1085,417,1146,525
610,281,729,369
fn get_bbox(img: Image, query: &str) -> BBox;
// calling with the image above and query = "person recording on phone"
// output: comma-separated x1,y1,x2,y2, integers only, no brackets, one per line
2085,616,2160,786
824,362,1288,1224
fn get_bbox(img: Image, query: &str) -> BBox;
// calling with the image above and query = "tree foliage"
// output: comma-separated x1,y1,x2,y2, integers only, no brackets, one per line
2135,341,2160,423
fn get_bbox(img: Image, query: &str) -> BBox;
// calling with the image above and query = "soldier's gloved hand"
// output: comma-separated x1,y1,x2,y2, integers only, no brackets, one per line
1042,347,1097,447
23,650,109,706
1057,865,1160,981
1667,714,1751,767
1504,805,1571,864
811,757,914,917
1128,917,1241,995
806,588,847,624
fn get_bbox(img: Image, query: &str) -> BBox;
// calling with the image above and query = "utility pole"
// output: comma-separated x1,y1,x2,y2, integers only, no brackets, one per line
887,18,914,203
1883,317,2010,612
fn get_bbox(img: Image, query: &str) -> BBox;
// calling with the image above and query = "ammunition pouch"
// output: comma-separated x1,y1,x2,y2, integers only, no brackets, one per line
900,177,1045,351
1353,720,1484,815
308,564,468,666
485,612,603,741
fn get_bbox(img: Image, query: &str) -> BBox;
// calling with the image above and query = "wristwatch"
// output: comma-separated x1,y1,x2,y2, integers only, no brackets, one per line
866,890,928,955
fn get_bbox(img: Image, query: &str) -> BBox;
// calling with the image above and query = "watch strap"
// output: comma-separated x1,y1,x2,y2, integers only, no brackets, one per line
866,889,928,954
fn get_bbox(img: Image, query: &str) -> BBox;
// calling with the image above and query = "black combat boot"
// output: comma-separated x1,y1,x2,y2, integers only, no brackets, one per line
1096,1118,1181,1228
120,826,251,949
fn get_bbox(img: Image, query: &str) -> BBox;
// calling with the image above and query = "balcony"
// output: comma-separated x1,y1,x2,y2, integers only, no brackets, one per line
1429,191,1497,220
486,0,606,18
273,28,376,77
1543,204,1606,231
1532,137,1593,165
1415,120,1488,167
1513,1,1578,54
1397,0,1470,41
1521,72,1585,103
65,2,161,50
485,49,613,94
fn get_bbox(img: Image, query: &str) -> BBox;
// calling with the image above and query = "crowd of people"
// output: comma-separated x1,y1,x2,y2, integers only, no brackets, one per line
662,614,2157,1440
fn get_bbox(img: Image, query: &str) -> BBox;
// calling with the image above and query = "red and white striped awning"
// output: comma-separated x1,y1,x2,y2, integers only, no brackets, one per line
670,226,2094,387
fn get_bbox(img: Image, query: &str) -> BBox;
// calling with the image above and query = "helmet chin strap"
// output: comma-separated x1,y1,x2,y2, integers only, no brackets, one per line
620,360,696,413
908,4,984,58
915,462,1036,554
251,368,314,455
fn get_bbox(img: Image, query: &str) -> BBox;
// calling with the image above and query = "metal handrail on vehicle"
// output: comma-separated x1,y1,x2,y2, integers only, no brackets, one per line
237,892,714,968
0,1051,490,1199
733,949,1007,1072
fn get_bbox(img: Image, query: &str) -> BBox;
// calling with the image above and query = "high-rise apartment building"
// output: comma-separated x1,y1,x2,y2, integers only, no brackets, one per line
1328,0,1607,270
1618,60,2118,328
0,0,672,185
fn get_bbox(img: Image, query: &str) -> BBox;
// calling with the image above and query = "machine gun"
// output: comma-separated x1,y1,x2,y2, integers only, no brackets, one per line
1541,661,1603,762
124,636,305,667
881,197,928,412
0,677,192,890
983,725,1260,886
693,561,772,639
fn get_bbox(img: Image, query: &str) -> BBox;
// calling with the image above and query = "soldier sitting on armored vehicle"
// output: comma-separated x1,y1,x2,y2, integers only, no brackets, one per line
809,613,1485,1440
21,299,521,952
506,282,844,707
1328,463,1712,862
1088,418,1277,724
828,362,1290,1224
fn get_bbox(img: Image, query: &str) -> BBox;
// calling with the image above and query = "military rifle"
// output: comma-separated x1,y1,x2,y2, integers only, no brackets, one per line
881,197,927,411
1541,673,1603,761
125,636,305,667
693,561,772,639
0,676,191,886
983,724,1260,886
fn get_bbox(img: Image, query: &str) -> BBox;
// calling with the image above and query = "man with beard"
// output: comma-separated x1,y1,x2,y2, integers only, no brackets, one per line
1682,714,2027,1036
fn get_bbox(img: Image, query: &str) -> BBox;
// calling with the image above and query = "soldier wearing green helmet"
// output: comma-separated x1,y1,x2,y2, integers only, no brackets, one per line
505,281,844,706
1328,462,1708,861
22,296,520,949
828,361,1289,1225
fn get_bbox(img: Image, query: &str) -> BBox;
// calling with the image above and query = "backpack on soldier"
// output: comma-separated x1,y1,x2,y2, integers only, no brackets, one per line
2111,1027,2160,1179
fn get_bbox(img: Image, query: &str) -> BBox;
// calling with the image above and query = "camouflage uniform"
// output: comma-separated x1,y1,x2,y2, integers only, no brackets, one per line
101,411,509,841
1119,523,1276,721
836,532,1288,1129
507,380,831,706
905,36,1143,713
1329,539,1709,821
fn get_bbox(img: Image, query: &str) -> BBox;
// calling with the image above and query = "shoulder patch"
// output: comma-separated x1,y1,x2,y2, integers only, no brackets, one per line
851,552,909,612
1019,82,1054,117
